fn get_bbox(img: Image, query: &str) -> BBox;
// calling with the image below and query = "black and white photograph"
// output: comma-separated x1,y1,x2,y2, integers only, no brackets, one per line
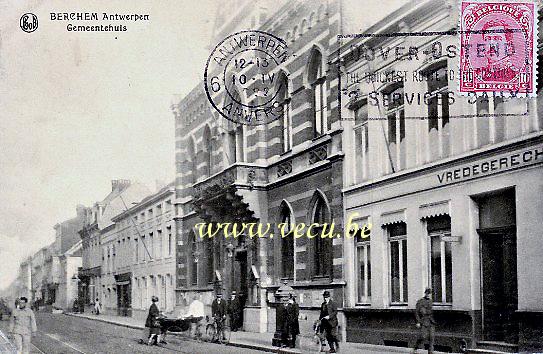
0,0,542,353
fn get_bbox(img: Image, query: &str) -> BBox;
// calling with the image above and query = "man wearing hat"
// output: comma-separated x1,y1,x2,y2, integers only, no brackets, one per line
319,290,339,353
211,291,227,341
413,288,435,354
285,294,300,348
228,291,242,331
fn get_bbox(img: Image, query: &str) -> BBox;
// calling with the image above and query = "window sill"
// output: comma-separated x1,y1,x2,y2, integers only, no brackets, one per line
279,149,292,157
389,303,408,307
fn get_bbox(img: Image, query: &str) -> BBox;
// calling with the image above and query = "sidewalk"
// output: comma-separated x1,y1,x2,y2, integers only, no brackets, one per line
64,312,456,353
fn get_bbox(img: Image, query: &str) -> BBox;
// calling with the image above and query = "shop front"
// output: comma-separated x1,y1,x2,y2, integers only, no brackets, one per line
115,273,132,317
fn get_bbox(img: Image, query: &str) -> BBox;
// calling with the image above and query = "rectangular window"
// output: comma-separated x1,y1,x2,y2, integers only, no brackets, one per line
427,63,450,160
149,232,154,259
476,97,491,147
167,227,172,257
157,229,163,259
355,224,371,303
388,222,408,304
427,216,453,304
386,86,406,172
135,238,139,263
141,235,146,261
354,102,369,182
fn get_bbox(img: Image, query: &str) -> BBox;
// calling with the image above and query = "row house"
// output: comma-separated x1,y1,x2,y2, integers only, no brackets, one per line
102,182,176,319
78,180,150,309
338,0,543,352
173,0,346,334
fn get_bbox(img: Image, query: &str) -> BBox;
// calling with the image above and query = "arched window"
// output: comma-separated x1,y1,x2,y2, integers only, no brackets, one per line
204,236,214,284
203,126,212,177
189,231,198,285
278,72,292,152
300,19,308,35
308,48,327,136
188,136,196,184
235,125,244,162
280,203,294,278
227,90,245,163
311,193,332,277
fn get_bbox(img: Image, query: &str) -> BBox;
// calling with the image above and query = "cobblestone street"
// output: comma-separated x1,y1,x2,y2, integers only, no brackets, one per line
0,313,263,354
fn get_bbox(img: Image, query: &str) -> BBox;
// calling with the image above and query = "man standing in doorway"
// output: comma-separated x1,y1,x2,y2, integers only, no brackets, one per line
413,288,435,354
228,291,242,332
319,290,339,353
8,297,37,354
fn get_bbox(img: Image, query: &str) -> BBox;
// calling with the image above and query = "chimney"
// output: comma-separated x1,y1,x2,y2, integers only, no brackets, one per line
111,179,131,191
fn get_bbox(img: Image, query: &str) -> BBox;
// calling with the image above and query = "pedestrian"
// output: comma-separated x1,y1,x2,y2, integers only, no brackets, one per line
93,298,101,315
8,297,37,354
211,292,227,341
143,296,161,346
413,288,435,354
319,290,339,353
228,291,242,331
285,294,300,348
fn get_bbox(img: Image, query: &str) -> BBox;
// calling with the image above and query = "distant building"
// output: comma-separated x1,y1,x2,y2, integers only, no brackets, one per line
18,258,32,301
56,241,83,311
78,180,151,309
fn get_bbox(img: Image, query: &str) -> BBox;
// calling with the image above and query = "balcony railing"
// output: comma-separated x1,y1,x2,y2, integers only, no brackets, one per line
193,163,267,200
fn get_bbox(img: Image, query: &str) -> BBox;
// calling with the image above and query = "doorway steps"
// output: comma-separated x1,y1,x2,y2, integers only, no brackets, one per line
467,341,519,354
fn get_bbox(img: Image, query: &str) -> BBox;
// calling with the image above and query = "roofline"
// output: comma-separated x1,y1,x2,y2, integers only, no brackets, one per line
111,185,175,222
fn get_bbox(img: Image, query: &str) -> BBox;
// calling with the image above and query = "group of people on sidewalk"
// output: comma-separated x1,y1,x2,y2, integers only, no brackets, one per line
279,288,435,354
135,287,436,353
210,290,244,334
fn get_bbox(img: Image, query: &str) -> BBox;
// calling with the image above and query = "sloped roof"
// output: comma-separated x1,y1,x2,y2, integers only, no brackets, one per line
98,182,151,230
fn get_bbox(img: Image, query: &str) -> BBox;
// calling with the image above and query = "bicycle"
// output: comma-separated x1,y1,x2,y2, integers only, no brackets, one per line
297,319,328,353
206,315,231,344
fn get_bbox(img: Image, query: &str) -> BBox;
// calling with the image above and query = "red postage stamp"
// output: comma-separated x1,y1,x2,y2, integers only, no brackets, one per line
459,1,538,96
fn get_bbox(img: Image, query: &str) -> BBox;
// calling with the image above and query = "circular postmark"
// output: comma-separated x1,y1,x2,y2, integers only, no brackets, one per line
204,30,291,125
20,13,38,33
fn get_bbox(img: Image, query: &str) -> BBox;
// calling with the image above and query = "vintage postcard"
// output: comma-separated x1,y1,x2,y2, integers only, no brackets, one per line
0,0,541,353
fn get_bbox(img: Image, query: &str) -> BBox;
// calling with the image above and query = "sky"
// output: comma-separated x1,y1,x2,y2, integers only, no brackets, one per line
0,0,218,290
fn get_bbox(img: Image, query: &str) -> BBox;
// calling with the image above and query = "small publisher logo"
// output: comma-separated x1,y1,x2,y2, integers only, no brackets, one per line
20,13,38,33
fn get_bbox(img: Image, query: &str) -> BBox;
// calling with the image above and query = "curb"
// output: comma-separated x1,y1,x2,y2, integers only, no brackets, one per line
227,341,301,353
64,313,143,331
63,313,301,353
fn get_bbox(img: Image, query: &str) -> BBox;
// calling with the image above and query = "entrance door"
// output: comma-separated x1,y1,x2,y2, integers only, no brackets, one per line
479,228,518,343
234,249,248,299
